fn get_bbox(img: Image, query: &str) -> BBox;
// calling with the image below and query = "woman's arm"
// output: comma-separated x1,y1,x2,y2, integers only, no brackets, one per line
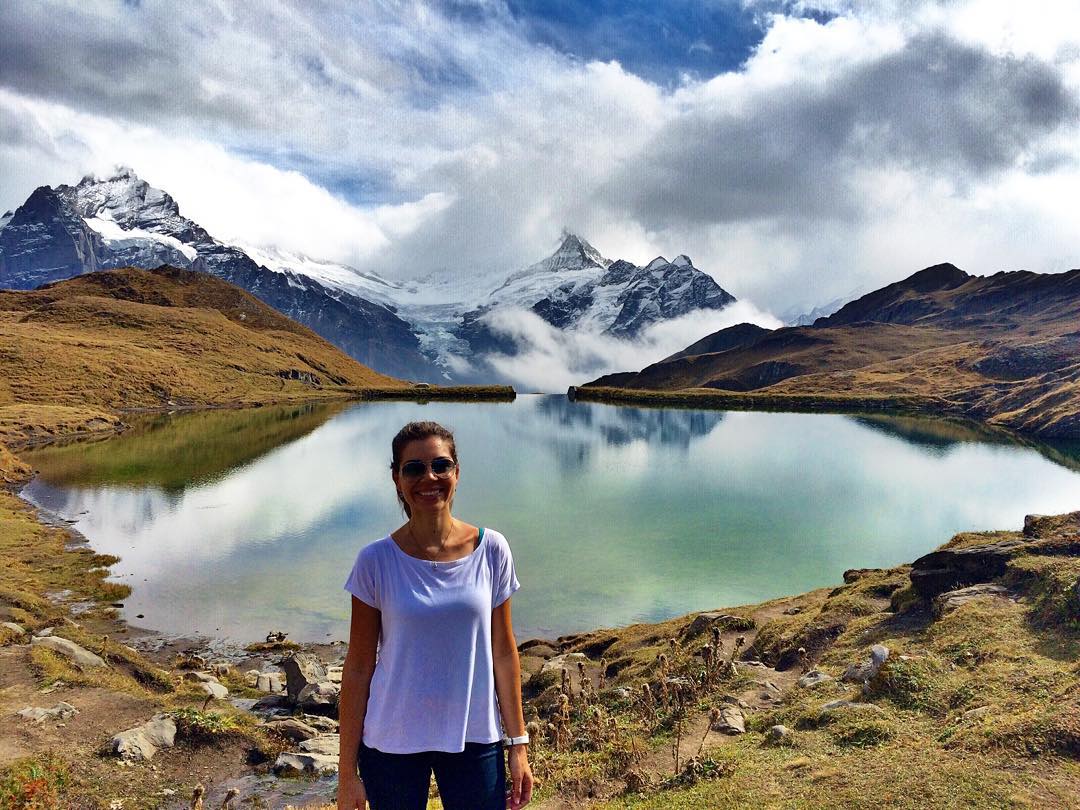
492,598,534,809
337,596,380,809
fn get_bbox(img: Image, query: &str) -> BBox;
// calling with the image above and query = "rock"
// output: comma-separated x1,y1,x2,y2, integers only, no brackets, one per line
327,665,343,684
539,652,589,676
262,718,319,742
842,568,883,583
765,724,792,744
782,606,802,615
297,681,339,713
683,612,753,638
303,715,340,733
1023,511,1080,539
962,705,991,721
280,653,327,702
211,662,230,676
273,751,338,775
110,715,177,761
842,645,890,683
797,670,833,689
256,672,284,693
2,621,27,638
818,700,885,722
933,584,1012,618
17,701,78,723
711,704,745,734
909,542,1025,598
200,681,229,700
31,635,106,669
244,669,261,687
299,734,340,756
251,694,290,712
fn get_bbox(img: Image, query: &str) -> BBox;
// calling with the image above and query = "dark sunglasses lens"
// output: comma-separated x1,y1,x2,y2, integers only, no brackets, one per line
401,461,427,477
431,458,456,476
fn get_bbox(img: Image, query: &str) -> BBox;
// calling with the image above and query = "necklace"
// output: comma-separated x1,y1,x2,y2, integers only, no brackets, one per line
406,519,455,569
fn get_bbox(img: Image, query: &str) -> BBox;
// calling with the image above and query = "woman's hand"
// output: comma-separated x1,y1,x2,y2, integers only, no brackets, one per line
337,773,367,809
507,744,534,809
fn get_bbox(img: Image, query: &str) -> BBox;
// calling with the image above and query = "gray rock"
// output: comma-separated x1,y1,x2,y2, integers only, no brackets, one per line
765,724,792,744
327,665,343,684
184,671,219,684
256,672,284,693
842,644,890,683
17,701,78,723
797,670,833,689
711,704,745,734
280,653,327,702
909,542,1025,599
2,621,27,638
200,681,229,700
273,751,338,775
262,718,319,742
297,681,340,713
299,734,340,756
933,584,1011,618
251,694,290,712
302,715,340,733
110,714,177,761
31,635,105,669
244,669,261,687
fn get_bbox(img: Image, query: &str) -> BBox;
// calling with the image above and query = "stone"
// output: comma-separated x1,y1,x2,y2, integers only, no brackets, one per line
297,681,340,713
327,666,343,684
262,718,319,742
797,670,833,689
17,701,78,723
765,724,792,744
962,705,991,721
280,653,327,702
200,681,229,700
31,635,106,669
1023,511,1080,539
539,652,588,676
711,704,745,734
273,751,338,775
683,612,753,638
184,671,219,684
782,606,802,615
244,669,261,687
2,621,27,638
818,700,885,722
299,734,340,756
303,715,340,733
909,542,1025,599
257,672,284,693
933,584,1012,618
211,662,231,676
110,715,177,761
251,694,290,712
842,645,890,683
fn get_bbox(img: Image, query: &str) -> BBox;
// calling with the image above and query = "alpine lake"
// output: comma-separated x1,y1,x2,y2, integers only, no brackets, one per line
19,395,1080,644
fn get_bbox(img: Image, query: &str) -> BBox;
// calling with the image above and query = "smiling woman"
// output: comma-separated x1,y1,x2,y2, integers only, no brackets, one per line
337,420,534,810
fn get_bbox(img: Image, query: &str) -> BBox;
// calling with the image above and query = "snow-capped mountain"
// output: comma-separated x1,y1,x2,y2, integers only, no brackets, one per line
781,286,867,327
0,169,440,380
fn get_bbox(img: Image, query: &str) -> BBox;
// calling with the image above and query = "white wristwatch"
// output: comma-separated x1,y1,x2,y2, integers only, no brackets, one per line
504,733,530,746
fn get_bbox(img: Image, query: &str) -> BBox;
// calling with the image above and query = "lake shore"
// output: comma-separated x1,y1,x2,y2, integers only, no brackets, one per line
2,403,1080,807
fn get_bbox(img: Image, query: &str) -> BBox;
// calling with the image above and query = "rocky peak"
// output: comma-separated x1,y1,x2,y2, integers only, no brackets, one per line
546,232,612,273
672,254,693,268
59,167,182,229
644,256,669,272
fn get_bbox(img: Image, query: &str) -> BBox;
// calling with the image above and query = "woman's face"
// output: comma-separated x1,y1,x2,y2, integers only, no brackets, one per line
393,436,459,516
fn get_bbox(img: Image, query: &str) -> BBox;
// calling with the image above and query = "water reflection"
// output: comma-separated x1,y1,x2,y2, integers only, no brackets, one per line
20,397,1080,642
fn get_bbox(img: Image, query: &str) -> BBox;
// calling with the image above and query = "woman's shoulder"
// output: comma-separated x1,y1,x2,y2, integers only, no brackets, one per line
355,535,395,565
481,527,512,556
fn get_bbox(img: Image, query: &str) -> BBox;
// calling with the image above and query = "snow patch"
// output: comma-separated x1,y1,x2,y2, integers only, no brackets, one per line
84,217,198,261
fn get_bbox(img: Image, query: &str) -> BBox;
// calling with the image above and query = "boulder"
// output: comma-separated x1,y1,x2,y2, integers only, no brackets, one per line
280,653,327,702
1024,511,1080,539
251,694,290,712
31,635,106,669
273,751,338,775
797,670,833,688
200,681,229,700
710,704,745,734
110,714,177,761
262,718,319,742
256,672,284,693
765,724,792,744
297,681,340,714
909,541,1024,598
842,645,890,683
17,702,78,723
244,669,261,687
303,715,341,733
2,621,27,638
327,666,343,684
299,734,340,756
933,584,1012,618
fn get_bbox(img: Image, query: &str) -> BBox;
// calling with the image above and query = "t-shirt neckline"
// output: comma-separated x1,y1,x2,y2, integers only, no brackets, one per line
387,526,486,568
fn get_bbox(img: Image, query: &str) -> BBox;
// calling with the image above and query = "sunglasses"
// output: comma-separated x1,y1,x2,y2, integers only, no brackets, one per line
399,457,457,479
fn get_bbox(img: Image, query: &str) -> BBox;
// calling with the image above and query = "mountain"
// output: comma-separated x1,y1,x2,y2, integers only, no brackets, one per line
453,234,737,363
781,285,867,326
0,170,440,381
585,262,1080,438
0,266,404,421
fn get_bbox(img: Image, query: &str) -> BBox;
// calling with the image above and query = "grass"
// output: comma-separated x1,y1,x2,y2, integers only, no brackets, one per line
0,753,70,810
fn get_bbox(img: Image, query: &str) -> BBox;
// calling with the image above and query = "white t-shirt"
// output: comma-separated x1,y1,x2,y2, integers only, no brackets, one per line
343,527,520,754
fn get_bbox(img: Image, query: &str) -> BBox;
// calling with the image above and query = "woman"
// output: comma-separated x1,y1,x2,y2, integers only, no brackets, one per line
337,421,534,810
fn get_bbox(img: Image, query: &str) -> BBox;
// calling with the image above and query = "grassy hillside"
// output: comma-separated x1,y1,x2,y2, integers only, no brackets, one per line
586,264,1080,438
0,266,408,445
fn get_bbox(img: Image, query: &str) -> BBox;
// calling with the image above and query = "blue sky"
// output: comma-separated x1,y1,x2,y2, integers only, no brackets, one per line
2,0,1080,313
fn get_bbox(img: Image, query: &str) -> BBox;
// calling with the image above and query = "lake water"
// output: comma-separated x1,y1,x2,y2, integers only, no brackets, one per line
20,396,1080,642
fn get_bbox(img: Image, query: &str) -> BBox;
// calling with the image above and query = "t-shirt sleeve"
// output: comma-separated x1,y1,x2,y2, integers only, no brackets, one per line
490,530,520,609
344,544,380,609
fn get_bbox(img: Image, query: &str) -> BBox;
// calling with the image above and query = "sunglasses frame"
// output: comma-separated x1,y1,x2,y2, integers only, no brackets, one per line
399,457,458,479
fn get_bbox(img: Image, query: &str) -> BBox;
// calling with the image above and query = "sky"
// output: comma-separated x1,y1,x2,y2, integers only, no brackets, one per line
2,0,1080,314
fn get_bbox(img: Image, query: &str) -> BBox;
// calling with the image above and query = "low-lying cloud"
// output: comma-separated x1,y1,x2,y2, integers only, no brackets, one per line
476,302,783,392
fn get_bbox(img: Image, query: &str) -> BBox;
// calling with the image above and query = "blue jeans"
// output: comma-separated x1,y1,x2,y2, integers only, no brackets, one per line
358,741,506,810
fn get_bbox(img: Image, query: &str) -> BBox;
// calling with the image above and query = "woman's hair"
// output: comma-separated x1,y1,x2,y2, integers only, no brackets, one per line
390,421,458,517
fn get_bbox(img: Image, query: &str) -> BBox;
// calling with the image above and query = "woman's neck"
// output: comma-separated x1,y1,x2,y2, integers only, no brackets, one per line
407,512,455,551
